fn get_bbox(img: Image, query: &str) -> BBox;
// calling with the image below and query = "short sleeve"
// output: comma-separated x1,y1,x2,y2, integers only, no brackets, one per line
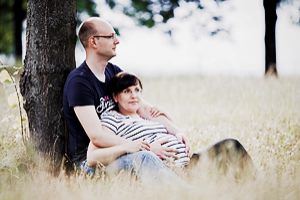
67,76,95,107
100,112,121,134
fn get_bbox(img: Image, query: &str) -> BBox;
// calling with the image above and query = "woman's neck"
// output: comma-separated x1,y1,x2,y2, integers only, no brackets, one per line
118,109,139,118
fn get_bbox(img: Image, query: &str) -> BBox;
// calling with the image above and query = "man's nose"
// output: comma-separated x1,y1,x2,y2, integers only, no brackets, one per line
114,37,119,44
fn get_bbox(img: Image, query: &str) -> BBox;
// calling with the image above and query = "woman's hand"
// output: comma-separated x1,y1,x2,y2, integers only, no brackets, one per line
123,140,150,154
150,138,178,160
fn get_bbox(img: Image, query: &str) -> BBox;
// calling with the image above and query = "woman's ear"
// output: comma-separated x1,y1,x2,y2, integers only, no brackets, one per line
113,94,118,103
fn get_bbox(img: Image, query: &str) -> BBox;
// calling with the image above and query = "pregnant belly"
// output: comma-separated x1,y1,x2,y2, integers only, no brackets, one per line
144,133,190,167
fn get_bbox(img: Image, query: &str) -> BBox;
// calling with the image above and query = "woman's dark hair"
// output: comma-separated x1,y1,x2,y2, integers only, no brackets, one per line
108,72,143,95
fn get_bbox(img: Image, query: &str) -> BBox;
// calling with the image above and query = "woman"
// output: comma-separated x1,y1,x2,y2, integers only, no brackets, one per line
103,72,190,167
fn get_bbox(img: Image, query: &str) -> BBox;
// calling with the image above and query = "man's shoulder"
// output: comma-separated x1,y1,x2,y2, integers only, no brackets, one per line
69,62,89,77
107,62,123,73
66,62,91,83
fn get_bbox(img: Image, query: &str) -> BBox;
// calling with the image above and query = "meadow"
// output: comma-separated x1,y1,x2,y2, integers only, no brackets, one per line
0,71,299,200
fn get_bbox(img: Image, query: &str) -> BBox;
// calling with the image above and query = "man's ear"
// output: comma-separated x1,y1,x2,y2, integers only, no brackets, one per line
89,37,97,48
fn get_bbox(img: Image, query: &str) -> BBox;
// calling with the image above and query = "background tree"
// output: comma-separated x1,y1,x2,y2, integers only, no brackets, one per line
263,0,300,76
264,0,280,76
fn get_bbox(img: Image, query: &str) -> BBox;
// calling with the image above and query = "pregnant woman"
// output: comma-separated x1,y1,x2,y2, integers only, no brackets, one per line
87,72,190,170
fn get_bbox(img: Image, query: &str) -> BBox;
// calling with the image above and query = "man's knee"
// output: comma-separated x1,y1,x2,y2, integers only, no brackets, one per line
211,138,246,155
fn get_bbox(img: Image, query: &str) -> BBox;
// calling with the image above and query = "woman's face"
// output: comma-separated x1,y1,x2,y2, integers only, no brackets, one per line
113,84,142,116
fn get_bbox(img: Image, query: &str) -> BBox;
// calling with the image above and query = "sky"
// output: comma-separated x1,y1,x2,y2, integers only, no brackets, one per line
75,0,300,77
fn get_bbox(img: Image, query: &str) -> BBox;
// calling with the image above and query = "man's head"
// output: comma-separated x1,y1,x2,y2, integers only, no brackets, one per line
78,17,119,59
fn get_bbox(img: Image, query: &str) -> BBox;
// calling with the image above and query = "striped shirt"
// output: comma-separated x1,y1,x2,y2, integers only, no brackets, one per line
100,111,190,167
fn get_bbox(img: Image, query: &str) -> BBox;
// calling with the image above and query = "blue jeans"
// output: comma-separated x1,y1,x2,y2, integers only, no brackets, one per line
106,151,175,182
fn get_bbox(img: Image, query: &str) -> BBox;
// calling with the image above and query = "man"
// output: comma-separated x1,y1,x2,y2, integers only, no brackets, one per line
63,17,181,177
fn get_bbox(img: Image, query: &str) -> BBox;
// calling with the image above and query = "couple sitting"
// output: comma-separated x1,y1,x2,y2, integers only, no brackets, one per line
82,72,254,178
63,17,254,181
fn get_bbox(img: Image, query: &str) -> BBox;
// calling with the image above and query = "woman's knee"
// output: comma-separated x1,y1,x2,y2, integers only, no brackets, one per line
132,151,165,169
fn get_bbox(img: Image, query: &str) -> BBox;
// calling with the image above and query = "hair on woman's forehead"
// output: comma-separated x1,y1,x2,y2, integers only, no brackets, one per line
109,72,143,94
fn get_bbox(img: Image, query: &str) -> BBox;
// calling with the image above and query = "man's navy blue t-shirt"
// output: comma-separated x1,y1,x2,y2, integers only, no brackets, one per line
63,61,122,163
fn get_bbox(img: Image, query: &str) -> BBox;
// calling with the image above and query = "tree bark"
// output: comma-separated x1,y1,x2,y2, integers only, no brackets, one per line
20,0,76,174
263,0,280,76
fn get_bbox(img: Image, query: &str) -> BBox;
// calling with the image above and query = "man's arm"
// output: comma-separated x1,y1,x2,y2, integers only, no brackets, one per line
137,97,171,120
87,140,150,166
74,106,127,147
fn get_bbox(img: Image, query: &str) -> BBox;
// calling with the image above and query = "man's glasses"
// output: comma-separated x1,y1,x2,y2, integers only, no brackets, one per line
93,33,116,40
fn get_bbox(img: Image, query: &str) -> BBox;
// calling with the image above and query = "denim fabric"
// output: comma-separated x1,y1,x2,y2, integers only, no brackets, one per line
80,160,96,177
106,151,174,181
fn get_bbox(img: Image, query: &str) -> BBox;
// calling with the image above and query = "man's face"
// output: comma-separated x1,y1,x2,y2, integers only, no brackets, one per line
92,21,119,60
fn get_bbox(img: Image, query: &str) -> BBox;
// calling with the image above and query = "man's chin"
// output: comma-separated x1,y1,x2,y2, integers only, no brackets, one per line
108,54,116,60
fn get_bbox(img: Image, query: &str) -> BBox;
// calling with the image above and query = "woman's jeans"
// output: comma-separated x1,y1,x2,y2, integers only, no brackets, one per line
105,151,175,182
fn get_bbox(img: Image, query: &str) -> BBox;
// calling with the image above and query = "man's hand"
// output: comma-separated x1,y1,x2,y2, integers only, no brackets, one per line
137,105,163,119
175,133,192,157
150,138,178,160
123,139,150,154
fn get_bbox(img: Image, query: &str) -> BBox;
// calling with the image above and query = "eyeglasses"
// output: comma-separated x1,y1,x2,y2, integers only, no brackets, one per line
93,33,117,40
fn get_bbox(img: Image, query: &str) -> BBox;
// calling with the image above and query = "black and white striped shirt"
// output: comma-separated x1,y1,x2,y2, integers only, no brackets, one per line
100,111,190,167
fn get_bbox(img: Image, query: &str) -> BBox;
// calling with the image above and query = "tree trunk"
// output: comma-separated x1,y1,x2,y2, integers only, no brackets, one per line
20,0,76,175
13,0,26,63
263,0,279,76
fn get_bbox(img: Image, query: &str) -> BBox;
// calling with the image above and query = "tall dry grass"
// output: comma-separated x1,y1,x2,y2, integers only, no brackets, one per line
0,74,299,200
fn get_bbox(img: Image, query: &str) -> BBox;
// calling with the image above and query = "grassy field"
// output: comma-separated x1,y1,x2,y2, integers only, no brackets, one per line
0,74,299,200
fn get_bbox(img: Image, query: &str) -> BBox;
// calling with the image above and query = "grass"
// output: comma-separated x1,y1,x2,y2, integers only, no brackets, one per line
0,74,299,200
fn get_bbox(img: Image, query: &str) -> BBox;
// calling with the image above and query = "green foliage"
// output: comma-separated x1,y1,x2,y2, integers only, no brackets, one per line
112,0,205,28
77,0,98,15
0,0,14,54
0,0,98,58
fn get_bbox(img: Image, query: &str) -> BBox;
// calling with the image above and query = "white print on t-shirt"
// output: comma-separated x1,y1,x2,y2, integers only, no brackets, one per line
96,96,115,114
